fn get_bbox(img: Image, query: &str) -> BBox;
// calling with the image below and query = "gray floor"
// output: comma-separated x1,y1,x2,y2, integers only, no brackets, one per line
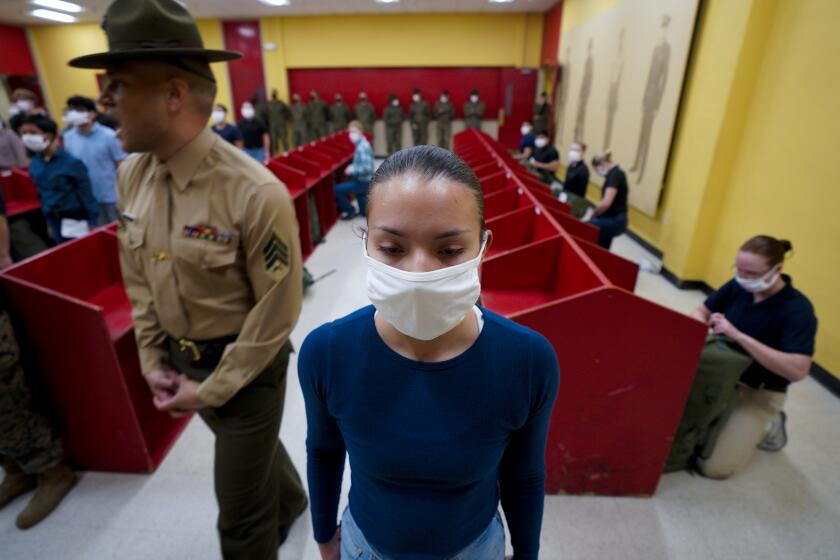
3,221,839,559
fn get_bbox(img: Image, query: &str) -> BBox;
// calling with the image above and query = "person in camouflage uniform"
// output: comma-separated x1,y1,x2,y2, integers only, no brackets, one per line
354,91,376,136
382,93,404,155
306,90,329,141
0,309,77,529
290,93,309,148
463,88,485,130
533,91,551,138
268,89,291,154
434,90,455,150
408,87,431,146
329,93,353,134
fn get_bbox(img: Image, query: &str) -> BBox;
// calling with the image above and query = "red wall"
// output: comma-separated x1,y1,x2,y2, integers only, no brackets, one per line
540,1,564,67
0,25,37,76
287,67,502,117
222,21,267,117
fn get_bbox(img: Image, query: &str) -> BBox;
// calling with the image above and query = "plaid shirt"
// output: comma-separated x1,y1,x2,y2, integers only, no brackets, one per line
351,137,375,181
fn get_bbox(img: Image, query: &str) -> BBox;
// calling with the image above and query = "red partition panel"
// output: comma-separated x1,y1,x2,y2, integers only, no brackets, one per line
574,237,639,292
547,206,600,245
458,129,707,496
479,170,510,196
511,288,706,495
0,232,191,473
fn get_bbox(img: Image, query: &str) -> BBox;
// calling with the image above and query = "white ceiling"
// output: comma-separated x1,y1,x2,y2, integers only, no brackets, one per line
0,0,559,26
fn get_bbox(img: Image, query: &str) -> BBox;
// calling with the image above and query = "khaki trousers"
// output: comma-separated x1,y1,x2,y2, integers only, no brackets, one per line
699,385,786,479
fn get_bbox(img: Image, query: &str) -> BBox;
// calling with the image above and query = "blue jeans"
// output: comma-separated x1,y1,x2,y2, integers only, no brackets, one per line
245,147,265,162
590,212,628,249
339,506,505,560
335,179,370,216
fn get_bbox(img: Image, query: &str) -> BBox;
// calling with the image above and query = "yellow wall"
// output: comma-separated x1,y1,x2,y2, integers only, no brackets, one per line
27,19,232,122
260,13,544,100
560,0,840,377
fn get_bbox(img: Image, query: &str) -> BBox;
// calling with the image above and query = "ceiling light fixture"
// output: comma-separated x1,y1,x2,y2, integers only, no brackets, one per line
375,0,401,4
31,8,77,22
489,0,516,4
259,0,290,6
31,0,84,13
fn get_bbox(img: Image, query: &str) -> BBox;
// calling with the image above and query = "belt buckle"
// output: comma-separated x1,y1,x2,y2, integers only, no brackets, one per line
178,338,202,362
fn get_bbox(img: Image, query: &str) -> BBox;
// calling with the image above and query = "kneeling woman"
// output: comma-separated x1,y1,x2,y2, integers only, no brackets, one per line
691,235,817,479
299,146,560,560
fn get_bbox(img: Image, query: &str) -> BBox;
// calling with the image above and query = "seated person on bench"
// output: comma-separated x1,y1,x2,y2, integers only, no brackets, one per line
335,120,375,220
588,152,628,250
529,131,560,185
691,235,817,479
512,121,536,161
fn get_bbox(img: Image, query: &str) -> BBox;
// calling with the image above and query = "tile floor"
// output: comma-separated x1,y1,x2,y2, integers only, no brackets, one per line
2,221,838,560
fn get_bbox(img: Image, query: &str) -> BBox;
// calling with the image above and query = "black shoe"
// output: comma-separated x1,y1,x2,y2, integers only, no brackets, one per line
758,411,788,452
278,496,309,546
339,212,357,221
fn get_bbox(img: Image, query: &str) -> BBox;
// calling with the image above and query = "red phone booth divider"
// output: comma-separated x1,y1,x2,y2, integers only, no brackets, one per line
454,129,707,496
266,159,313,260
0,231,191,473
1,168,41,217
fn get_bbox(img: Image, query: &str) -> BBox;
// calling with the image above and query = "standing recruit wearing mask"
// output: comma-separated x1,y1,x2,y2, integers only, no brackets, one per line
299,146,559,560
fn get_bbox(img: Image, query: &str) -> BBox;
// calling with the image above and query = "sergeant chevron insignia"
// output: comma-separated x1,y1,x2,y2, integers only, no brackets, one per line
263,230,290,281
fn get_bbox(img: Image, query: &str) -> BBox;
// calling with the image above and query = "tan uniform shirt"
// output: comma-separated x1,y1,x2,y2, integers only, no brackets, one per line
116,128,302,407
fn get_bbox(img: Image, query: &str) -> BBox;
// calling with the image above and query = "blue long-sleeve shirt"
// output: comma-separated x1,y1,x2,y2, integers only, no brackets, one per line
350,136,375,181
28,148,99,222
298,305,559,559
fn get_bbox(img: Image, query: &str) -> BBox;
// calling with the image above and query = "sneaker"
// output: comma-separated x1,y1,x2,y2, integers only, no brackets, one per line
339,212,357,221
758,410,788,452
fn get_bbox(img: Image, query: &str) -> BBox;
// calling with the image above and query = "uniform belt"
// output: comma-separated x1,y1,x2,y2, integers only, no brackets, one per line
167,334,238,375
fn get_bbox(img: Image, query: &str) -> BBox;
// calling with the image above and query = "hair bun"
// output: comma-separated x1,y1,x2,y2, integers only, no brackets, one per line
779,239,793,253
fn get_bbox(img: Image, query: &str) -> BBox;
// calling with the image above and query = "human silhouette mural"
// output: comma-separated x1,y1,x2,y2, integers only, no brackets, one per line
604,27,625,150
631,14,672,181
574,39,594,142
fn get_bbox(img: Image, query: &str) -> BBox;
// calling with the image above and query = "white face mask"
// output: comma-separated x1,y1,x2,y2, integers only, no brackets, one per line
470,95,479,103
441,96,448,102
567,149,582,163
364,234,487,341
596,166,608,177
535,137,549,148
391,99,399,106
412,94,421,102
349,130,362,143
735,267,779,293
65,110,90,127
241,106,255,119
520,125,532,135
22,133,50,153
212,110,226,124
16,99,35,113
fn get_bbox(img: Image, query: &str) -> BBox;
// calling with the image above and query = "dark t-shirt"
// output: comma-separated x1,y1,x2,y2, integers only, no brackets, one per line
602,165,628,217
563,161,590,197
519,133,536,153
704,275,817,392
533,145,559,184
212,123,243,146
237,118,267,149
